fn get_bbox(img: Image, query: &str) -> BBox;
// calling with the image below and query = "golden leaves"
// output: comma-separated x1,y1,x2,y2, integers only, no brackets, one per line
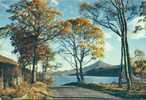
61,18,104,38
60,28,72,34
60,18,105,58
75,18,91,26
32,0,60,18
79,41,87,48
90,27,104,38
85,41,104,58
59,21,72,34
91,47,104,58
47,8,60,15
32,0,46,8
142,67,146,73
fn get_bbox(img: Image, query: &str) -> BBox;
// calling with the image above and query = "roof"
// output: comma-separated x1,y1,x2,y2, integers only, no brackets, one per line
0,55,17,66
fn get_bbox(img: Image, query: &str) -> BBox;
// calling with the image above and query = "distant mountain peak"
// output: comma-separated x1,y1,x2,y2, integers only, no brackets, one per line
54,61,120,76
83,60,112,72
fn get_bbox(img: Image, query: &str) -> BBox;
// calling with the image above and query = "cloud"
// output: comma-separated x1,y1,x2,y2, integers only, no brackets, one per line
129,31,146,39
105,42,114,52
50,0,60,5
128,16,146,39
101,16,146,40
0,0,9,9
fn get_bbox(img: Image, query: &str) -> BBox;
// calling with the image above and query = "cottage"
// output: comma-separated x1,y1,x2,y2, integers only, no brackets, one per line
0,55,20,88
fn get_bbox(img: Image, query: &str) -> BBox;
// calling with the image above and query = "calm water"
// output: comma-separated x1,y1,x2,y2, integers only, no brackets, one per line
52,75,118,86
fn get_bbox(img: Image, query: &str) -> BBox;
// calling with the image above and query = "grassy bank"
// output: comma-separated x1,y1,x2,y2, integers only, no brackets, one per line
64,82,146,99
0,81,53,100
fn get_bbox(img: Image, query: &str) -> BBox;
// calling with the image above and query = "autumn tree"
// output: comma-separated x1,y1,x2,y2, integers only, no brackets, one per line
58,18,104,82
131,49,146,77
0,0,60,83
80,0,141,89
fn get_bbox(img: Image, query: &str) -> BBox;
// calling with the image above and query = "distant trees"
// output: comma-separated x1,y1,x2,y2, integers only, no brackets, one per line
80,0,141,89
0,0,60,83
132,49,146,77
58,18,104,82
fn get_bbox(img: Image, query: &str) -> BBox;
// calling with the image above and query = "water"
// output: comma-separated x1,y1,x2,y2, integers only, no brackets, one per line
52,75,118,86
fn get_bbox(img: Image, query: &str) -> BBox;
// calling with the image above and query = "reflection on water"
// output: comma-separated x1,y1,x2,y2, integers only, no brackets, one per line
52,75,118,86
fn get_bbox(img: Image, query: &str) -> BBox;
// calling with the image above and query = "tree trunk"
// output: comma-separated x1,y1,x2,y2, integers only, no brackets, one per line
75,65,80,82
119,5,132,90
125,36,132,80
21,64,25,80
122,33,132,90
42,64,47,81
125,35,132,90
3,68,8,88
73,44,81,82
79,62,84,82
124,48,132,90
118,38,124,87
31,38,37,84
2,68,6,89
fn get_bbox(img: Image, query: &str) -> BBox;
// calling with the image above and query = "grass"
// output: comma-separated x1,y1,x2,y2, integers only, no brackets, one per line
0,81,53,99
64,82,146,99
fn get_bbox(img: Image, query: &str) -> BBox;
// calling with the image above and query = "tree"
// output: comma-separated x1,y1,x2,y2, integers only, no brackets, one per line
132,49,146,77
133,1,146,77
38,44,55,81
134,1,146,33
0,0,60,83
80,0,141,89
58,18,104,82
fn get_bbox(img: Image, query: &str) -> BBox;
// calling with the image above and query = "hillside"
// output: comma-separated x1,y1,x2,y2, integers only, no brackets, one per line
54,61,120,76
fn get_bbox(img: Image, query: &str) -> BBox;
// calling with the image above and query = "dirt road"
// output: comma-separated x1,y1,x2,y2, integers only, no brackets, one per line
51,86,122,100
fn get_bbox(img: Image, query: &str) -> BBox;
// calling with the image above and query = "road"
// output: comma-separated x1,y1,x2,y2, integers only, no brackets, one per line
50,86,122,100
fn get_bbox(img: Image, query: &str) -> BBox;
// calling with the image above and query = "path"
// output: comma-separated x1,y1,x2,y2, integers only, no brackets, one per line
51,86,122,100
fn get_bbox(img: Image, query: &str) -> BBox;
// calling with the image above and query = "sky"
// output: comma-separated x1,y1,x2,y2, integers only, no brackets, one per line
0,0,146,70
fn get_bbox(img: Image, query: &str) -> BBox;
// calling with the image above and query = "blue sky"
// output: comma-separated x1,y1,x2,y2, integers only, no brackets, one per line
0,0,146,70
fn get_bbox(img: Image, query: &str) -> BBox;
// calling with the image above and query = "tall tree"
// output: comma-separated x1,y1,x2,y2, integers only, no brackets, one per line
0,0,60,83
58,18,104,82
80,0,141,89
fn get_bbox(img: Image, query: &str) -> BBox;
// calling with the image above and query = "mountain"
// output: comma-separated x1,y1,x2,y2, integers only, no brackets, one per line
54,61,121,76
82,61,120,76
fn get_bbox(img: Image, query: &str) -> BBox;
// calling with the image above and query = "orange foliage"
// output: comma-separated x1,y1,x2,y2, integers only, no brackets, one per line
0,88,16,96
15,81,30,97
61,18,104,38
32,0,46,8
92,47,104,58
60,18,105,58
74,18,91,26
59,21,72,34
90,26,104,38
142,67,146,73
